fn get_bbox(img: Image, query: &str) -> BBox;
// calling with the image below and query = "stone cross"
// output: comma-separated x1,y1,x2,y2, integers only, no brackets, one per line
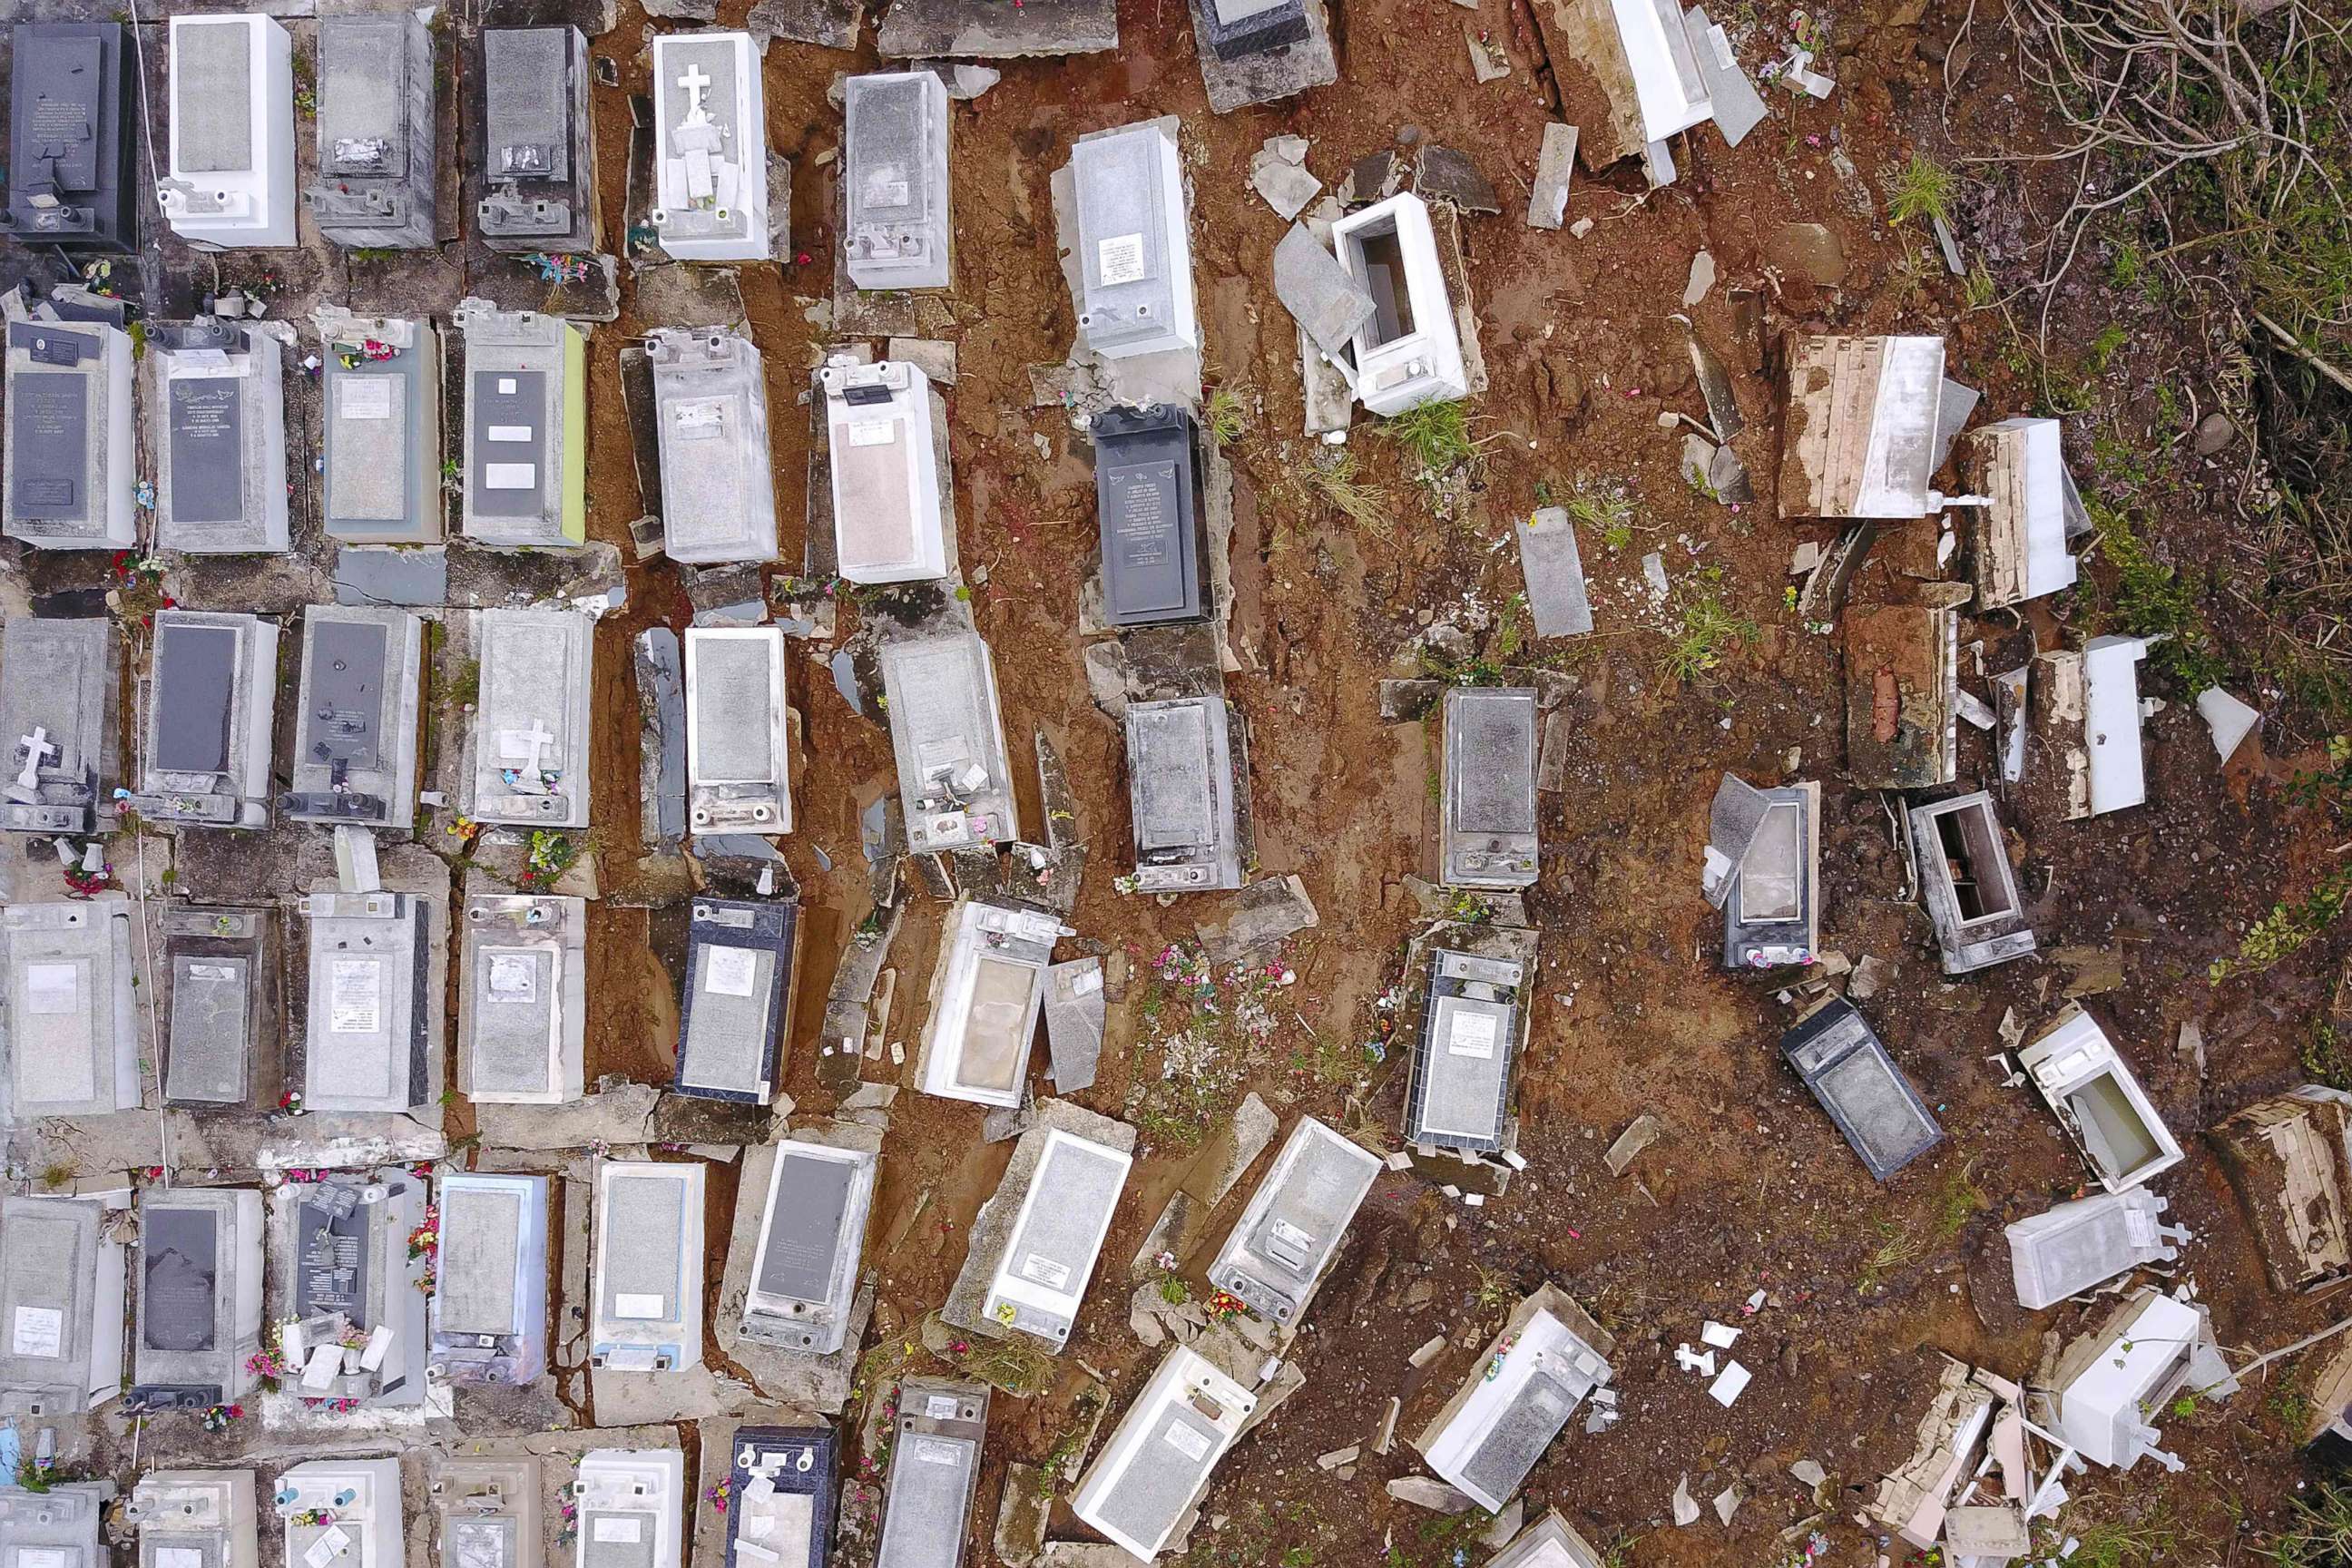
677,62,711,114
499,720,556,776
15,725,56,790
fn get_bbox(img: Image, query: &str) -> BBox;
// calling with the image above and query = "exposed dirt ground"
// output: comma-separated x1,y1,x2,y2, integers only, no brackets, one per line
544,0,2352,1562
6,0,2347,1562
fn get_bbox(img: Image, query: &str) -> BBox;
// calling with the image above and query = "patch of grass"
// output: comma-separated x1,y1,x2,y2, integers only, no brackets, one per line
1933,1161,1987,1238
2110,241,2147,291
2085,321,2131,375
1303,447,1385,526
2275,1478,2352,1567
1658,593,1759,687
1963,260,1997,309
2210,863,2352,982
1202,384,1249,446
447,657,481,709
37,1162,74,1192
1886,152,1959,227
1565,476,1636,547
1857,1218,1926,1294
2063,1511,2175,1568
1379,400,1480,474
2093,506,2230,692
1474,1265,1511,1310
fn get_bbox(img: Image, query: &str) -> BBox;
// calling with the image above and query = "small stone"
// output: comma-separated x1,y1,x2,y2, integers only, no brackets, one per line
2193,411,2237,456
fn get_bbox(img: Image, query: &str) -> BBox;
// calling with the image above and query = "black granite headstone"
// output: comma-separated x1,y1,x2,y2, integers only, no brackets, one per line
1091,404,1206,628
3,24,135,250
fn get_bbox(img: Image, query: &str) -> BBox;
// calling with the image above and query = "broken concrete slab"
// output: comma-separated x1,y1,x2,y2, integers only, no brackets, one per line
1604,1112,1662,1175
334,546,449,608
1764,221,1847,287
1415,146,1500,214
1465,23,1511,82
473,1084,661,1151
1515,506,1594,637
1272,223,1377,362
1527,122,1577,229
1387,1476,1476,1514
877,0,1117,56
886,337,959,387
1683,7,1767,145
1196,874,1319,964
1043,957,1108,1093
2197,687,2260,761
1250,140,1322,221
748,0,861,48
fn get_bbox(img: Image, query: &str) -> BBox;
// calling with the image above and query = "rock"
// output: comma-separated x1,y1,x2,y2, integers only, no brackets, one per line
1386,1477,1476,1514
2193,411,2238,455
1250,145,1324,221
1527,122,1577,230
1480,1499,1524,1545
1765,221,1848,287
1683,250,1717,307
1414,145,1500,215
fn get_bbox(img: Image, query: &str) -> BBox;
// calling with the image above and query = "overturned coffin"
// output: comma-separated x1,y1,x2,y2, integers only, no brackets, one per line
1779,336,1950,520
1207,1114,1382,1326
3,23,137,250
1093,404,1210,627
1416,1284,1615,1513
2210,1084,2352,1294
2007,1188,2185,1310
300,890,440,1114
686,627,792,836
652,328,779,564
273,1458,403,1568
2,895,138,1123
162,905,272,1109
4,291,136,550
880,632,1016,853
1781,995,1943,1181
591,1160,704,1373
1845,603,1957,790
918,897,1063,1108
309,12,436,249
128,1187,265,1412
128,1470,259,1568
1405,945,1528,1156
161,15,296,248
1906,791,2035,975
1070,121,1199,361
152,318,289,554
2034,635,2151,819
1071,1345,1257,1560
725,1426,838,1568
467,607,593,829
476,26,598,253
1328,192,1468,416
459,893,587,1106
0,617,117,833
1959,417,2081,608
318,310,444,544
1124,697,1245,893
739,1140,877,1356
843,72,952,292
1701,774,1820,971
825,357,949,583
676,897,799,1105
0,1191,127,1416
456,300,587,548
283,605,426,827
2048,1287,2236,1470
650,32,769,261
874,1377,988,1568
1440,686,1539,889
430,1171,550,1387
575,1450,684,1568
133,610,280,830
2018,1006,2182,1192
278,1171,428,1407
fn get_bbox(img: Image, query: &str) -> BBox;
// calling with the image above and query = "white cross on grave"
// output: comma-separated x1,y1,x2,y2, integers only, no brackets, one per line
498,721,557,777
15,726,57,791
677,63,711,113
